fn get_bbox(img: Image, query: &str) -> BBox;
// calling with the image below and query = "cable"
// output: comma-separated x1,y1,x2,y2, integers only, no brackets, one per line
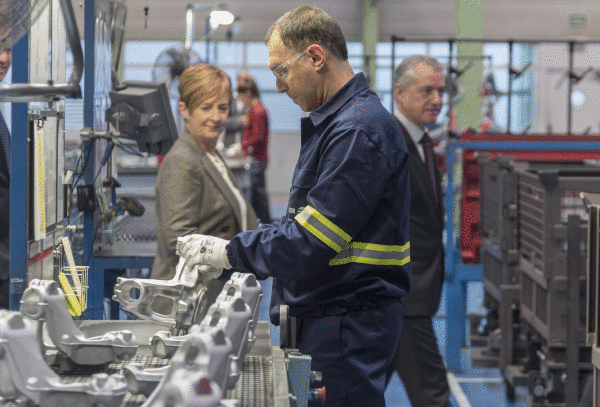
93,141,116,185
70,135,98,195
115,141,146,157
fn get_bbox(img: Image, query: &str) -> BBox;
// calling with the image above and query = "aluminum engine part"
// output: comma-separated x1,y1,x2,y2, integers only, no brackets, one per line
20,279,138,366
150,273,258,360
217,272,263,337
122,364,169,396
196,297,253,369
150,298,253,364
142,296,253,398
147,373,241,407
125,326,235,397
112,264,211,332
141,328,239,407
0,310,128,407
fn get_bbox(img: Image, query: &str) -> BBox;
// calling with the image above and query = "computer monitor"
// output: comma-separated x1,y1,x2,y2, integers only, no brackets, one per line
107,80,178,155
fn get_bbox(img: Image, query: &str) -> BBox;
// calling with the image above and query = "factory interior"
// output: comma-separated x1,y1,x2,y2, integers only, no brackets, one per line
3,0,600,406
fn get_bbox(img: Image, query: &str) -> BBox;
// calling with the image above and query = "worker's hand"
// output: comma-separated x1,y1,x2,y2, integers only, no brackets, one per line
177,234,232,271
174,256,223,286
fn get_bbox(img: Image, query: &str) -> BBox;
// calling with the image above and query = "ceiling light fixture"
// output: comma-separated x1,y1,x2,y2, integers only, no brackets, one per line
209,4,235,29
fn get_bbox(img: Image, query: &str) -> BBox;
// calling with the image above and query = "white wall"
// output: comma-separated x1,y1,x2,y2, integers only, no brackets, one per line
536,43,600,134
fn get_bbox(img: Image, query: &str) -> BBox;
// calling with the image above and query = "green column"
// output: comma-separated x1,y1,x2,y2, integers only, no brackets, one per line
362,0,379,89
454,0,485,130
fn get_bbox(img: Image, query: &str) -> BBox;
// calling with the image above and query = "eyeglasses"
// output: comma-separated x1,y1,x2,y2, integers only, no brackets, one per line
271,50,307,81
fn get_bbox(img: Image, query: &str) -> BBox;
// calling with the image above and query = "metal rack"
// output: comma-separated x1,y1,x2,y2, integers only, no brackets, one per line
443,139,600,373
583,193,600,407
474,155,523,370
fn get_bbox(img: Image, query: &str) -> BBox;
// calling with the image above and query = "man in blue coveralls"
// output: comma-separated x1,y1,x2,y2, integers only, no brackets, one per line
178,6,411,406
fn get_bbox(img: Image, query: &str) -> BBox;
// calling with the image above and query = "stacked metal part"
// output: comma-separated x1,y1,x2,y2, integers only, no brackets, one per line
0,279,137,406
121,272,263,406
0,271,262,407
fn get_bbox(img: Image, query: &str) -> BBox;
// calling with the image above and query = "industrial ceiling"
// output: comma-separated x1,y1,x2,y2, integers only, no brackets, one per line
71,0,600,44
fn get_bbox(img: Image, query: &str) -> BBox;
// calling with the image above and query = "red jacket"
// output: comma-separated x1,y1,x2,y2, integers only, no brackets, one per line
241,102,269,162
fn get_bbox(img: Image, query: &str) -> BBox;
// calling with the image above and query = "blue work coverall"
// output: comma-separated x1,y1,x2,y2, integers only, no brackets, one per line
227,73,411,406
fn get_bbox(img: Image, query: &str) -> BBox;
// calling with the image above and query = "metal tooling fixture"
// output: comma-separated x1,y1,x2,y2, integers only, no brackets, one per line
19,279,138,367
124,273,261,406
0,310,128,406
276,305,326,407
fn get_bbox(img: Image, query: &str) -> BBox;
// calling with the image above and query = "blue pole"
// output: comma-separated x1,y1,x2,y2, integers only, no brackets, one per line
444,142,462,371
82,0,102,319
8,35,29,310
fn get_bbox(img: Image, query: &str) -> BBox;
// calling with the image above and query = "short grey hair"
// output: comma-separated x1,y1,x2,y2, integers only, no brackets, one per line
393,55,443,87
265,6,348,61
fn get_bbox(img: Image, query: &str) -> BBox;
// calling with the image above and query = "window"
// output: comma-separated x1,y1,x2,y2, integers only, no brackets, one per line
61,39,536,134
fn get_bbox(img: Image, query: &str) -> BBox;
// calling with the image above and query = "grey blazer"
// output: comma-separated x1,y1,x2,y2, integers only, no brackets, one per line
152,129,258,280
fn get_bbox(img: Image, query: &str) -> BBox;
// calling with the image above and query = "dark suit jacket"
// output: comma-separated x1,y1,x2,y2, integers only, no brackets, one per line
152,130,258,280
397,121,445,317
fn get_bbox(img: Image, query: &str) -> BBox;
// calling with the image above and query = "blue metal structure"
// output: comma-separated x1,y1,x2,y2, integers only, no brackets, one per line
8,36,29,310
82,0,100,319
80,0,155,319
444,139,600,371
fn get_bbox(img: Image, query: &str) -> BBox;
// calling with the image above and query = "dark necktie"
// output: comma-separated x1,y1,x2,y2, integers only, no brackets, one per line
419,131,438,203
0,111,9,171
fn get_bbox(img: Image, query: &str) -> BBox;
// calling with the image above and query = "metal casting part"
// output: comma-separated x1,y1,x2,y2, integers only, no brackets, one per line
20,279,138,366
217,272,263,338
141,327,241,407
125,326,235,397
112,264,210,332
0,310,128,407
149,272,261,359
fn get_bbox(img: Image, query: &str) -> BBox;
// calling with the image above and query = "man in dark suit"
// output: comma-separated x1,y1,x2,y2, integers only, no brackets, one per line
0,47,12,309
387,55,451,406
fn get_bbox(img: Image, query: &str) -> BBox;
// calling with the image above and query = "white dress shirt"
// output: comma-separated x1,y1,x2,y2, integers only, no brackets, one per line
393,109,426,162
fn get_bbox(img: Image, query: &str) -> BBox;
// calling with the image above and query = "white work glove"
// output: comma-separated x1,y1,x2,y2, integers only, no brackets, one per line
174,256,222,286
177,234,232,272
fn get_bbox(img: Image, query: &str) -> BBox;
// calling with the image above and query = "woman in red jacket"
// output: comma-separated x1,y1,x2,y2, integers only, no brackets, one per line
238,76,272,224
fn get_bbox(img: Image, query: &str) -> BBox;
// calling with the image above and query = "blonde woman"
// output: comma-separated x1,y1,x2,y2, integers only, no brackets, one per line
153,64,258,290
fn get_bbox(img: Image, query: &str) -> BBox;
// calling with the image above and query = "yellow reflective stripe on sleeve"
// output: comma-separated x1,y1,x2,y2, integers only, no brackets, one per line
329,241,410,266
294,205,351,252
